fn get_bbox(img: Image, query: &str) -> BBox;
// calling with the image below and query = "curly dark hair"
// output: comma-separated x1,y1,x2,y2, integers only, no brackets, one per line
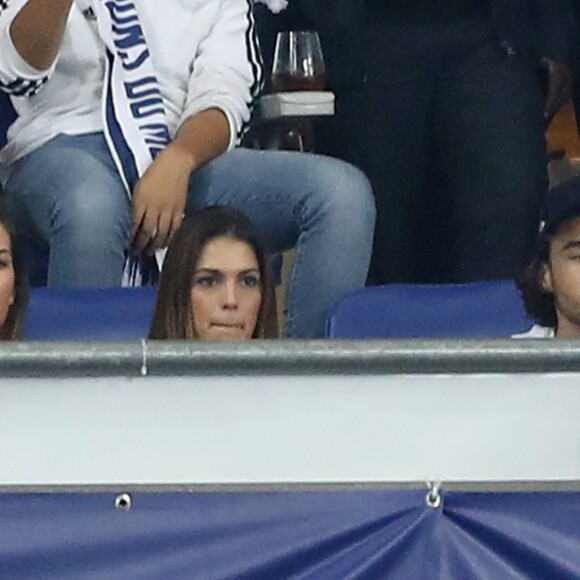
517,233,557,329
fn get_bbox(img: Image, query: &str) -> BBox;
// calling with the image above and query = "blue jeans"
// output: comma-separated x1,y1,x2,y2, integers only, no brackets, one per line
5,133,375,338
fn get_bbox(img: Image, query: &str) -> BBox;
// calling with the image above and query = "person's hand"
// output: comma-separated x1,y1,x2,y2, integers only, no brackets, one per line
130,145,194,255
130,108,229,254
540,57,572,121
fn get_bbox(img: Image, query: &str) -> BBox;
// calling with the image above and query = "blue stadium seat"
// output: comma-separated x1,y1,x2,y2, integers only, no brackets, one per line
326,280,533,339
25,287,157,340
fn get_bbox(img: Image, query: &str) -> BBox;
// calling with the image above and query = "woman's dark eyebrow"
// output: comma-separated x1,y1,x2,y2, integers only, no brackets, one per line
0,248,10,255
562,240,580,251
195,268,260,274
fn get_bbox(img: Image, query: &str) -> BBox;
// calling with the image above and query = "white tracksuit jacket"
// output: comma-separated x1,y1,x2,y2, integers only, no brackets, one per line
0,0,263,168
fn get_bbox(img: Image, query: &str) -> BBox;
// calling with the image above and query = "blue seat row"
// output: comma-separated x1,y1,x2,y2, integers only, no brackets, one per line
326,280,532,339
25,287,157,341
24,280,532,341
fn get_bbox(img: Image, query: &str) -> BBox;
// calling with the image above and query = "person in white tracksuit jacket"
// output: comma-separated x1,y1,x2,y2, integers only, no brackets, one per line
0,0,375,338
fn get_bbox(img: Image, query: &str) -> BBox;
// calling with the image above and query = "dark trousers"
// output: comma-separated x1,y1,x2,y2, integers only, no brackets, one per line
317,18,547,284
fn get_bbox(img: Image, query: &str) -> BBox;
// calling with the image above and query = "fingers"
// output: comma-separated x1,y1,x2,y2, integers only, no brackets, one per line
131,201,146,245
151,209,185,252
130,155,189,254
132,213,157,255
154,212,173,250
167,211,184,247
151,206,185,250
131,208,185,255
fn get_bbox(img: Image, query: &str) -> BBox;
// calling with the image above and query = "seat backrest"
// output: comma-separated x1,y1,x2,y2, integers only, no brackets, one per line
326,280,533,339
25,287,157,340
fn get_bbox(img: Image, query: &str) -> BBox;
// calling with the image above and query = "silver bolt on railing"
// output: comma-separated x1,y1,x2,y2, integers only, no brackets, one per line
115,493,133,511
425,481,442,509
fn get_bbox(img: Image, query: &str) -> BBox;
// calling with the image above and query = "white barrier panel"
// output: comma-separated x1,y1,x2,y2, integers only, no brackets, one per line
1,372,579,485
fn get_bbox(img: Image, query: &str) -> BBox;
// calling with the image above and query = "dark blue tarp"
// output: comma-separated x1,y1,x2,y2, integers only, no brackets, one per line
0,489,579,579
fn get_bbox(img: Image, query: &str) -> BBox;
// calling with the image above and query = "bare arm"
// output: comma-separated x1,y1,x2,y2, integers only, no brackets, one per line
10,0,74,71
172,107,230,175
131,108,230,253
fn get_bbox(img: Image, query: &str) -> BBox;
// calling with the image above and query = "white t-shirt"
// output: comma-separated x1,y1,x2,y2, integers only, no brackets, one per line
512,325,555,339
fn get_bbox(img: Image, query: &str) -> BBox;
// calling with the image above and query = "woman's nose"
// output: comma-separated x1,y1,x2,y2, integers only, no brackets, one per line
221,281,238,308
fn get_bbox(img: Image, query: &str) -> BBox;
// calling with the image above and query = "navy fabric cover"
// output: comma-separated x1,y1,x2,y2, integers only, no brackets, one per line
25,286,157,340
0,489,579,578
326,280,533,339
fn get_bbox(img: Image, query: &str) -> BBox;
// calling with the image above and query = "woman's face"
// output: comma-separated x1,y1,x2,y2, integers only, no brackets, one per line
0,223,15,329
190,236,262,340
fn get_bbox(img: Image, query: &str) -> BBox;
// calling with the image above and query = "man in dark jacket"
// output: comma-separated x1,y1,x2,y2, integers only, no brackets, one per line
256,0,575,284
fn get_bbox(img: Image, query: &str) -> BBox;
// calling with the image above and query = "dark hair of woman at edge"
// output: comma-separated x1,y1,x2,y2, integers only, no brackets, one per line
0,190,28,340
149,206,278,339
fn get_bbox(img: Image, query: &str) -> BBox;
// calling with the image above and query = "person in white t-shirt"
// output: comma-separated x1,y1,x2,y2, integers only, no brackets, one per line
517,177,580,339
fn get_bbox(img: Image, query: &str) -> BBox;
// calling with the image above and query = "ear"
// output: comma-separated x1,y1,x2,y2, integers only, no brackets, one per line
540,263,553,294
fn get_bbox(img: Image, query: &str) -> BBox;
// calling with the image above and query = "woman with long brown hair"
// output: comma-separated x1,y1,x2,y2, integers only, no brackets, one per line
149,206,278,340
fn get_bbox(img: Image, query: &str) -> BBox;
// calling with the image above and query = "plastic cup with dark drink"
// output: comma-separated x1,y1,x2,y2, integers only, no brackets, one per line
271,31,326,93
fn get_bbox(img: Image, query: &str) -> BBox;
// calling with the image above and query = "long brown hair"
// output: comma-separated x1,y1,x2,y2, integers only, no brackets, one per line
0,194,28,340
149,206,278,339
